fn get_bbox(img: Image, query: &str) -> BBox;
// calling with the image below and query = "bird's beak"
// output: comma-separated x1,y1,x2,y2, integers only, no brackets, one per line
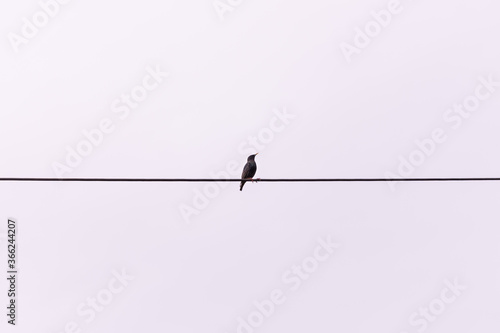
255,153,259,155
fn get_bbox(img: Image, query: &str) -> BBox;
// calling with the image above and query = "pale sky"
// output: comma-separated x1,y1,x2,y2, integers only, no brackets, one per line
1,0,500,332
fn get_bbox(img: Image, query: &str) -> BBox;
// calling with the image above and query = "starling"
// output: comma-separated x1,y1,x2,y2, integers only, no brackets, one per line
240,153,258,191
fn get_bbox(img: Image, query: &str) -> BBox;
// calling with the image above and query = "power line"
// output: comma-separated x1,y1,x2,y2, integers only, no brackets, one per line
0,178,499,182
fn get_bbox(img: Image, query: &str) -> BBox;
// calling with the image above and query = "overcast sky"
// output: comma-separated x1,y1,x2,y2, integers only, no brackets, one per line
1,0,500,332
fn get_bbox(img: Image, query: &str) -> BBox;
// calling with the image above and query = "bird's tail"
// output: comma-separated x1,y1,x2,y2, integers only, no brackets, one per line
240,181,246,191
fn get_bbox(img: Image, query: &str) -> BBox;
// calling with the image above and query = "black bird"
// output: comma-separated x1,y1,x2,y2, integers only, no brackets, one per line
240,153,258,191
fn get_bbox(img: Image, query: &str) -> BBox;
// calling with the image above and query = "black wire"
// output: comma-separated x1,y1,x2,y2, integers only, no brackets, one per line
0,178,499,182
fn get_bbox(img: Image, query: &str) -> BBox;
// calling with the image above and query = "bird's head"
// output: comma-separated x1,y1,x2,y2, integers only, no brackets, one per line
247,153,258,161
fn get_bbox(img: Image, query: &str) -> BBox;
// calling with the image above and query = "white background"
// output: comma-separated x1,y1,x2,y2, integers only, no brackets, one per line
1,0,500,332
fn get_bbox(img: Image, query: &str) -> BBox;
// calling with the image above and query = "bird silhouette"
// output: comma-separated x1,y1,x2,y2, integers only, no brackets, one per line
240,153,258,191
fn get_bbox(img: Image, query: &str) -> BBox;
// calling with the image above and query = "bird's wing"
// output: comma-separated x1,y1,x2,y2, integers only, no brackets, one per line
241,162,251,178
241,162,256,179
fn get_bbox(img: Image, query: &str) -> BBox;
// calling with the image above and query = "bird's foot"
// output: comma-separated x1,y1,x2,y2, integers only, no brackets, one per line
251,178,261,183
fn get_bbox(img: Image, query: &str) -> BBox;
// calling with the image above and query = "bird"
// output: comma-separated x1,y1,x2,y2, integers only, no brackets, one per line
240,153,258,191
